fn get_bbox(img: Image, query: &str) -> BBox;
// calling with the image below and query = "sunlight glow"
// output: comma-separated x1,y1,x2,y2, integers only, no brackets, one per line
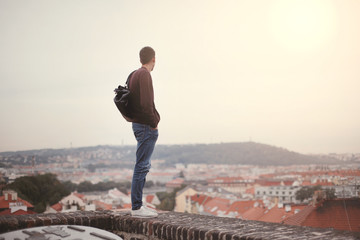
268,0,338,53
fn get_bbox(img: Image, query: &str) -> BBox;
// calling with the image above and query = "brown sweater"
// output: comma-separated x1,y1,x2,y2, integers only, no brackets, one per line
128,67,160,128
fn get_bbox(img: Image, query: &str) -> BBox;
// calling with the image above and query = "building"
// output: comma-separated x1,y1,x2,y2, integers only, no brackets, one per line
0,190,35,215
207,177,253,194
174,186,197,213
106,188,130,207
145,194,160,206
255,185,301,203
328,185,360,198
147,172,178,184
60,192,87,212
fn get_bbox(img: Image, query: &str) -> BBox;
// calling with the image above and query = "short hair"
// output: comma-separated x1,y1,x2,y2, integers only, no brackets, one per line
139,46,155,64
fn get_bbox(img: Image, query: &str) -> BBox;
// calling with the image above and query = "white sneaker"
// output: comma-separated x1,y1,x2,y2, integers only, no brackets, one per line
131,206,158,218
143,205,157,213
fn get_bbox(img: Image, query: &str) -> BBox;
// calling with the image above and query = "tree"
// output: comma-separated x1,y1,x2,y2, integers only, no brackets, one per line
77,181,94,192
157,197,174,211
324,188,336,200
155,184,187,211
6,173,70,213
62,181,77,192
295,187,308,202
156,191,176,211
0,162,11,168
62,180,132,194
295,185,334,202
87,164,97,173
145,180,154,188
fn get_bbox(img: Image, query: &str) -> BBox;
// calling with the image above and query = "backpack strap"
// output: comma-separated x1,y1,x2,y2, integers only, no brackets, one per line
126,70,136,87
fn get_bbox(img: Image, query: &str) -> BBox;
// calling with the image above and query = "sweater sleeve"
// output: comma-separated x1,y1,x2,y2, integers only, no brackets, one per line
139,71,157,128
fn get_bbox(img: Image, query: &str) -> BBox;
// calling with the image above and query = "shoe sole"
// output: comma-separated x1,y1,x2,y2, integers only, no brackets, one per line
131,215,158,218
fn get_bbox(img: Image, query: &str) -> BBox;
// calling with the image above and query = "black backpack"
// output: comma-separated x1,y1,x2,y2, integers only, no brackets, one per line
114,70,135,121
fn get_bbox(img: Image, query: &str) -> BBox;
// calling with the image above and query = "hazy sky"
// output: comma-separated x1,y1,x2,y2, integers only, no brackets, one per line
1,0,359,154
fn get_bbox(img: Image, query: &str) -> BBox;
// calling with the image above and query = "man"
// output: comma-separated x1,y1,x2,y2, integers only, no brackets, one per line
128,46,160,217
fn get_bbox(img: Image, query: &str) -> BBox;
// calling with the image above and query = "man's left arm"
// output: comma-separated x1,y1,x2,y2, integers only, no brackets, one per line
139,72,157,128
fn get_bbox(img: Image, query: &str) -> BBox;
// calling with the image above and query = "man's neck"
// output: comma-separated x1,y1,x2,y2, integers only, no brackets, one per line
142,64,153,72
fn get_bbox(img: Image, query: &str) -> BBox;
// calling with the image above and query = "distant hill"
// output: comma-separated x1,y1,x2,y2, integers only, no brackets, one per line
152,142,340,166
0,142,341,167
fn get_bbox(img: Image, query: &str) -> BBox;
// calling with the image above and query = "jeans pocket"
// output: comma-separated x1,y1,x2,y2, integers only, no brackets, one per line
150,128,159,140
133,124,145,141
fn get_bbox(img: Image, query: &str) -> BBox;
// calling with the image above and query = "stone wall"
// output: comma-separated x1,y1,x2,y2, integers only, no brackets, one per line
0,211,359,240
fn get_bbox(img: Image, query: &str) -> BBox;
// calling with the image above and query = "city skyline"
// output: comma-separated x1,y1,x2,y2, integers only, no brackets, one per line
1,0,359,154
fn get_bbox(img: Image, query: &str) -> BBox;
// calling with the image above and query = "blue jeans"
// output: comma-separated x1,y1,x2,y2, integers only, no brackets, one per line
131,123,158,210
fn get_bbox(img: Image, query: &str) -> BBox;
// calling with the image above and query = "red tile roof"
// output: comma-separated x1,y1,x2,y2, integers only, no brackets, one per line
203,197,231,215
301,180,312,186
312,180,334,186
150,172,175,176
302,199,360,232
283,204,316,226
258,205,306,223
0,209,36,215
225,200,263,216
73,192,85,200
166,178,184,187
0,196,33,209
258,170,360,183
284,199,360,232
207,177,244,184
258,207,286,223
146,195,155,204
122,203,131,209
190,194,213,206
245,187,255,195
50,203,63,212
242,207,267,220
93,200,112,210
257,180,294,187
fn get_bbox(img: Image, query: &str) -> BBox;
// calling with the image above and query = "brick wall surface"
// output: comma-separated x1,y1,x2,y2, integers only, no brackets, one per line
0,211,359,240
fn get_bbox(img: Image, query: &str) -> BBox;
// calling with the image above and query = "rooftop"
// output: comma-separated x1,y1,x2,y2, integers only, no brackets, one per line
285,198,360,232
0,196,33,209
